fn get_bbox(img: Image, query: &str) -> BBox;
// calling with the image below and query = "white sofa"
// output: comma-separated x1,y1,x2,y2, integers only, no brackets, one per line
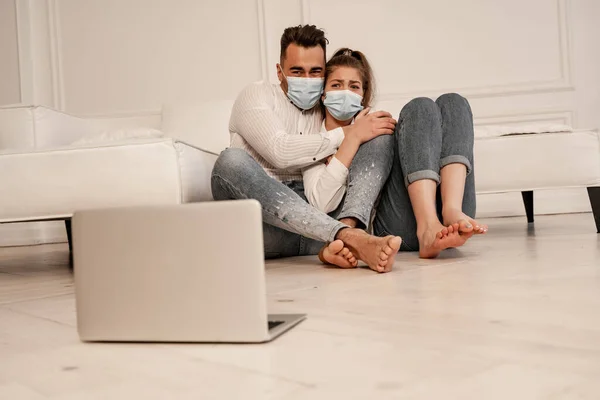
0,105,221,223
1,103,599,256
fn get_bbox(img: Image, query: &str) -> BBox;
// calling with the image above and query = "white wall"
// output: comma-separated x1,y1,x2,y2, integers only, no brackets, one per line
2,0,599,246
49,0,599,131
0,0,21,105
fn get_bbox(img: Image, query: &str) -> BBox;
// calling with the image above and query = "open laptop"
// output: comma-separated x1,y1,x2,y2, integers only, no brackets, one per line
73,200,305,343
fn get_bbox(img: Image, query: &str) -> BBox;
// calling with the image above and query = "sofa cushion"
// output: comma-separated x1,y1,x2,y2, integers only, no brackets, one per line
161,100,233,155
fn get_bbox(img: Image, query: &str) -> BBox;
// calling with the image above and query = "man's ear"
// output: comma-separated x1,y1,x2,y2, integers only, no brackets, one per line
277,63,288,94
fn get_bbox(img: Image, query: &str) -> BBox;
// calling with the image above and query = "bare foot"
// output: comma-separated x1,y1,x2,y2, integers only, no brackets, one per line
443,208,488,234
418,221,469,259
336,229,402,273
318,240,358,269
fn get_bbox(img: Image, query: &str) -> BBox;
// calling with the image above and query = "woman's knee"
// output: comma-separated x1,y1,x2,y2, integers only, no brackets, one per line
399,97,441,124
366,133,394,155
436,93,471,113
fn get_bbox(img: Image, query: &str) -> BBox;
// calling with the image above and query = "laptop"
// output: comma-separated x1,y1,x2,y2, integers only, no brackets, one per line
72,200,305,343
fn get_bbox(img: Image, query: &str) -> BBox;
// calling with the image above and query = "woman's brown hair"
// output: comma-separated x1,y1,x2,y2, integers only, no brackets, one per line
325,48,375,107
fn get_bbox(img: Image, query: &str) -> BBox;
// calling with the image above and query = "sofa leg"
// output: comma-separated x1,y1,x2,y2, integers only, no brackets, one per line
521,191,534,224
65,219,73,268
588,187,600,233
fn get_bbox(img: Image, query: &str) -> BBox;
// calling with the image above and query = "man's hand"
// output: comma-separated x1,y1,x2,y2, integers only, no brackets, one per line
343,108,396,145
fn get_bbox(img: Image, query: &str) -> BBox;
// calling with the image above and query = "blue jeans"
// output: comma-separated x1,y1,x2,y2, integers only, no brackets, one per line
211,93,475,256
373,93,476,250
211,135,394,257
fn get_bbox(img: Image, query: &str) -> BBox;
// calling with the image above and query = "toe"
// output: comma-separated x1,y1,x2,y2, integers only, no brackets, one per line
441,226,449,236
459,219,473,233
389,236,402,251
380,251,389,261
447,224,454,234
328,240,344,253
340,248,350,257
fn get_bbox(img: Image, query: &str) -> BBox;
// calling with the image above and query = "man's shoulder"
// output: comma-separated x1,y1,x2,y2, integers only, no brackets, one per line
237,80,279,100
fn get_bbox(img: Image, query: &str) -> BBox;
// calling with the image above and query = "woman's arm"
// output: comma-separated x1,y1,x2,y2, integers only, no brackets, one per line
303,108,372,212
331,135,361,168
302,157,350,213
303,130,361,213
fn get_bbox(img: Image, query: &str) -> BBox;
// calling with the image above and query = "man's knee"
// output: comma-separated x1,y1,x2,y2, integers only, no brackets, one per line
399,97,441,123
436,92,471,112
211,148,257,200
212,148,255,179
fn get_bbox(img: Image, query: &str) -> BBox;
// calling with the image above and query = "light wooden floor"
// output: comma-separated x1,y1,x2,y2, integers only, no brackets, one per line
1,214,599,399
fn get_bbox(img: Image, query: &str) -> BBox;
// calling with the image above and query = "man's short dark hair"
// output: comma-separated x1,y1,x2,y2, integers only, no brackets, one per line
280,25,328,62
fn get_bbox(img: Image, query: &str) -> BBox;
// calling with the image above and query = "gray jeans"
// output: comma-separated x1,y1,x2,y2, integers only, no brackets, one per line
211,93,475,255
373,93,476,250
211,135,394,258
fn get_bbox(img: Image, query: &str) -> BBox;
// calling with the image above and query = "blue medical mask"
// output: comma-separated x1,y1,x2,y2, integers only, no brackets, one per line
323,90,364,121
280,66,324,110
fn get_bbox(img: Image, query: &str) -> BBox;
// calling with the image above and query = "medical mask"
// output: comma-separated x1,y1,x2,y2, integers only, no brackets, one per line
323,90,364,121
280,66,324,110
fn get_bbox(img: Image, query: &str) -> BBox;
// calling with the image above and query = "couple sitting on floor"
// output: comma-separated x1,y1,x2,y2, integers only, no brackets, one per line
211,24,488,273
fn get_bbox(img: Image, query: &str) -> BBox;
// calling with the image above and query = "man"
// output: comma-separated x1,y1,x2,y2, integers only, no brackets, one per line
211,25,401,273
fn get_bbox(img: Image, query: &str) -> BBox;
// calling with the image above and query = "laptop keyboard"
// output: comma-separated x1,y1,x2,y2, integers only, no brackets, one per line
268,320,284,330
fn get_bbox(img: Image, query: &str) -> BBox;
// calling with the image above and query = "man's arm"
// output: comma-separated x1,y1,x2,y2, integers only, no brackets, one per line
230,83,344,170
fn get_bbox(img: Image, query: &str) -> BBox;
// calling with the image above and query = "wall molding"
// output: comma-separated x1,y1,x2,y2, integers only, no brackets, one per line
300,0,310,24
303,0,573,101
14,0,32,105
256,0,269,82
47,0,64,110
380,0,572,99
23,0,576,110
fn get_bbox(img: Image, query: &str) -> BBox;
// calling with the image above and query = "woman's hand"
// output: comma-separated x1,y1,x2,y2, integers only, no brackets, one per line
343,108,396,145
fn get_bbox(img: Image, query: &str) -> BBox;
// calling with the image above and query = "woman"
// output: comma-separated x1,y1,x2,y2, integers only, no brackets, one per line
304,48,487,261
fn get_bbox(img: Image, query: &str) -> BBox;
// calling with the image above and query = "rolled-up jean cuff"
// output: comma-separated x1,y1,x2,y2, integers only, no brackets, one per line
328,221,350,243
336,212,369,230
440,155,472,175
404,170,441,188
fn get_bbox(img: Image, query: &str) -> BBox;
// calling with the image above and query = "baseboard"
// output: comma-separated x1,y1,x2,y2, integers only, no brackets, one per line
0,188,592,247
0,221,67,247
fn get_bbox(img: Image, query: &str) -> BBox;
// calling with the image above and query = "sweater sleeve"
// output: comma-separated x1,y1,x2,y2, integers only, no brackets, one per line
229,83,344,169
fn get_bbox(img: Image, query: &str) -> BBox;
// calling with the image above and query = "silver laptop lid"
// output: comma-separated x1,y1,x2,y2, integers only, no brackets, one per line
73,200,269,342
